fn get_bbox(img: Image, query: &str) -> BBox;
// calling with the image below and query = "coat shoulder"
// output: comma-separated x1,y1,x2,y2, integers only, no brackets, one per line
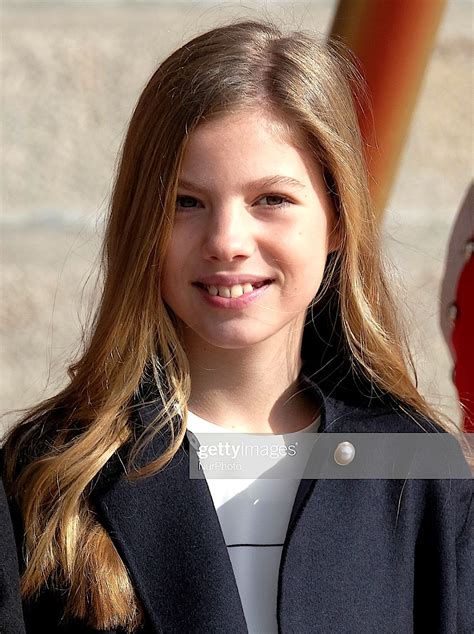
333,395,448,433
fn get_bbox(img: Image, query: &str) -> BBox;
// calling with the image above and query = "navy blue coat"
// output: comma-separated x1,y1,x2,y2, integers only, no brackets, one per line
0,478,25,634
1,327,473,634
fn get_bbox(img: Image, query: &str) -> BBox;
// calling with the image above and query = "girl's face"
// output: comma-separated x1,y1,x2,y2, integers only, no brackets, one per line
161,107,338,351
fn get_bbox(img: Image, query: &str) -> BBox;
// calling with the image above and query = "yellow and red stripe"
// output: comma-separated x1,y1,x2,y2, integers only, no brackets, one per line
330,0,446,219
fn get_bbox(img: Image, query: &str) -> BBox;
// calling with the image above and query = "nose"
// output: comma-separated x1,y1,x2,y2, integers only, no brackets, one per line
201,204,255,262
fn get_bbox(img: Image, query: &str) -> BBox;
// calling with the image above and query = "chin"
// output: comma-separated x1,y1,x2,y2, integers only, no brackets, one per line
185,321,279,350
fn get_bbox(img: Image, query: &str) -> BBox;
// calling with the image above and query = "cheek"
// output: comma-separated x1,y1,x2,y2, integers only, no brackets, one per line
280,219,331,297
288,217,331,263
162,225,191,277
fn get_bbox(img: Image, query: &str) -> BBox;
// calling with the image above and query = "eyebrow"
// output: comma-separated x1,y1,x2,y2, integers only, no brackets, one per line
177,175,307,194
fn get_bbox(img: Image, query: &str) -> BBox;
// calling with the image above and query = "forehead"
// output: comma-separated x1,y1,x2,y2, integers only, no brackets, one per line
179,107,320,185
187,106,307,151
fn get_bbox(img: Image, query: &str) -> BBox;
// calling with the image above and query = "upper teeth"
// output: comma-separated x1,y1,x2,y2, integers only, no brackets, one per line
206,282,256,298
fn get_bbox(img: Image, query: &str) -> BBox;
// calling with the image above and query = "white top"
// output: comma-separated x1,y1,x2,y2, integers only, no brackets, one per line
186,410,320,634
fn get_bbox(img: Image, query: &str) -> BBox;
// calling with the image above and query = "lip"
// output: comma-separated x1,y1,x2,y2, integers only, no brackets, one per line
194,274,275,286
194,280,273,309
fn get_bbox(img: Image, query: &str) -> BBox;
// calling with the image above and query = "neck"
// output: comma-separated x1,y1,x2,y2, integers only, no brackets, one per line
180,317,319,433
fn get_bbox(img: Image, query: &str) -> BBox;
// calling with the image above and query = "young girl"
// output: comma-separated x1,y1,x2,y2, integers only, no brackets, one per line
1,19,472,634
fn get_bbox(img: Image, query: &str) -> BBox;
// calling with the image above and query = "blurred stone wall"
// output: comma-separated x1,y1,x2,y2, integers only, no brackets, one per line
1,1,472,433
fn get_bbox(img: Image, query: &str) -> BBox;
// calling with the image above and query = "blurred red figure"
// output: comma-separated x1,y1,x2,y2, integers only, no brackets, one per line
440,183,474,432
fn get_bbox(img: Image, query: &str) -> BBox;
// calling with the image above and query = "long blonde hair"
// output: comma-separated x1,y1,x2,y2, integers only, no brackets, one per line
2,19,468,631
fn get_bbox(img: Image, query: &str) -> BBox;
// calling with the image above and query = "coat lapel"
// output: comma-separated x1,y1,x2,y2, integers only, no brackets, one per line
286,366,361,532
90,404,248,632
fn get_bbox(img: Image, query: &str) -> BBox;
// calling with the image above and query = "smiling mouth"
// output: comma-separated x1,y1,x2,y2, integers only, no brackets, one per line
193,279,274,298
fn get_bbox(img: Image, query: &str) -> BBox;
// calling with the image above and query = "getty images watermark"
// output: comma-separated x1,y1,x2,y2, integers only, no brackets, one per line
187,431,474,479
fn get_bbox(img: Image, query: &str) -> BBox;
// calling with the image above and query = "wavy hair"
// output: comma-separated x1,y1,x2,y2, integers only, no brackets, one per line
2,19,468,631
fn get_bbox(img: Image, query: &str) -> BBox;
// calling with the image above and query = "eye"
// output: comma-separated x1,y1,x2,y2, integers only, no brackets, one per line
176,195,202,210
257,194,293,208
